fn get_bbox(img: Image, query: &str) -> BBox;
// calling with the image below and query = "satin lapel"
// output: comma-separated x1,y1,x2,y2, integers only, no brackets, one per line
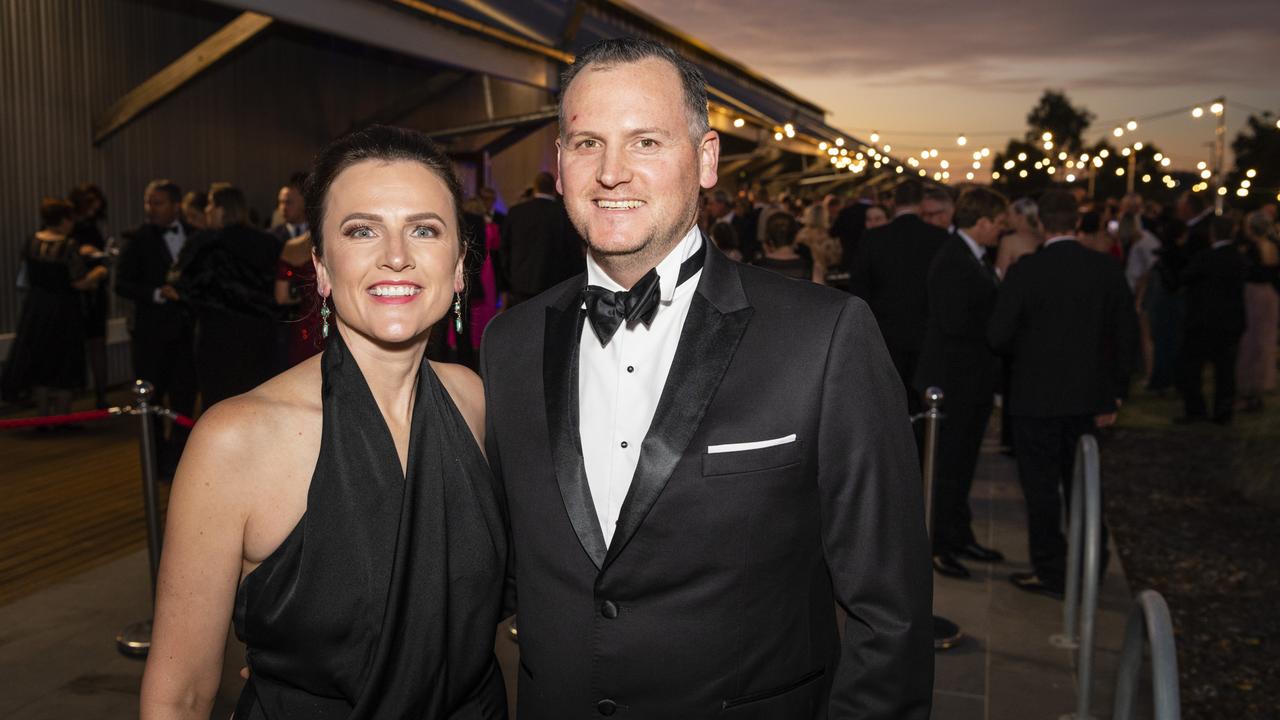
543,283,608,569
603,240,754,571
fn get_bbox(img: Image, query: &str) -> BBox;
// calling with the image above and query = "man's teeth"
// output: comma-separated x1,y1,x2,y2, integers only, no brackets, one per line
596,200,644,209
369,285,421,297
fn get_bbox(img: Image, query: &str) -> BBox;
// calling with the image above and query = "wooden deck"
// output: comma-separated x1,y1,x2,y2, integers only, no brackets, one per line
0,391,167,607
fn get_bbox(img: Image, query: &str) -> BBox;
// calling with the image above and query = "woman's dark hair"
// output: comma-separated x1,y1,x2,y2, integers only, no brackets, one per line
208,182,249,226
763,212,799,249
304,125,465,258
710,220,738,252
40,197,75,229
68,183,105,219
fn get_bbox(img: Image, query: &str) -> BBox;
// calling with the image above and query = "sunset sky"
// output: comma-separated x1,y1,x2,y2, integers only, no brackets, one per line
631,0,1280,175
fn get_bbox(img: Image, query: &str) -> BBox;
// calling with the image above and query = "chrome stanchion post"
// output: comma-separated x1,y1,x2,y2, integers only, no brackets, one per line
116,379,163,657
1053,434,1102,720
1113,590,1181,720
921,387,963,650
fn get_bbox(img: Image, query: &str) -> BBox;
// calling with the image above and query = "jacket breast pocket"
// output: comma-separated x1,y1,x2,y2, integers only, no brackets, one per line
702,438,802,477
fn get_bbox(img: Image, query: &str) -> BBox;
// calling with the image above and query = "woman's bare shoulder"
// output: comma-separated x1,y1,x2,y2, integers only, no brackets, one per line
430,361,485,446
183,358,323,483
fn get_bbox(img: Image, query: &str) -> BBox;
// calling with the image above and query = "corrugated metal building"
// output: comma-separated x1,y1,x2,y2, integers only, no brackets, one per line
0,0,866,383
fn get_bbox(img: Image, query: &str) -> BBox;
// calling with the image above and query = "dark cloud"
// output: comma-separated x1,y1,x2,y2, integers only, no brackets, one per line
632,0,1280,91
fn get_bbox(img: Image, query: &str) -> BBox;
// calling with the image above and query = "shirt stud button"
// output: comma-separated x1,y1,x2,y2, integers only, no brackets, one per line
626,365,635,373
620,441,629,449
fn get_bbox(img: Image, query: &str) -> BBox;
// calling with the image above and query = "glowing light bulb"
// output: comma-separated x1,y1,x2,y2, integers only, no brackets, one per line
1019,169,1028,178
1047,166,1057,175
1122,147,1132,157
1192,107,1204,118
981,147,990,157
1093,157,1103,168
929,148,939,158
1126,119,1138,131
774,131,783,141
1218,187,1228,195
1200,170,1211,179
896,165,904,174
1211,102,1224,115
1247,168,1257,178
919,169,927,177
966,172,974,180
940,160,950,169
835,137,845,147
992,171,1001,179
869,132,879,143
1141,174,1151,183
1099,149,1110,159
1042,131,1053,141
784,123,795,138
883,144,892,153
1242,180,1252,189
733,117,745,128
1066,173,1076,182
1004,160,1015,170
973,161,981,170
1017,152,1027,161
818,141,828,151
957,134,967,146
1161,158,1171,167
1115,167,1125,176
1058,152,1068,161
1237,187,1249,197
1113,127,1124,137
1134,142,1144,150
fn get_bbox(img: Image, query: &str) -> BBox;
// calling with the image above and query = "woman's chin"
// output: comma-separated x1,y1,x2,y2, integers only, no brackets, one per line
344,320,437,350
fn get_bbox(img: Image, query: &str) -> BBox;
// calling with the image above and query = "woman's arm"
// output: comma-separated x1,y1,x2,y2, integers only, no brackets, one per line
140,403,252,719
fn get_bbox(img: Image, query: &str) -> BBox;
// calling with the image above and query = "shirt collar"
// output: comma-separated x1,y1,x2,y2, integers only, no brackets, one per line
955,229,985,261
585,224,703,303
1045,234,1076,247
1186,208,1213,227
1212,239,1233,249
533,192,557,202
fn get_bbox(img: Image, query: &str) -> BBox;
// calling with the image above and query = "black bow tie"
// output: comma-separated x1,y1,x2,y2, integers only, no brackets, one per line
582,246,705,347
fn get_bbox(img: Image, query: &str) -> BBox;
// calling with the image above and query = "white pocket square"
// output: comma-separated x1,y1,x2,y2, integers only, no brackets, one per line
707,434,797,454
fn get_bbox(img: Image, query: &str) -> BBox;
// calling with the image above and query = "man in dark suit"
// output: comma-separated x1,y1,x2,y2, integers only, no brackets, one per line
831,187,875,277
987,190,1138,598
115,179,197,477
915,187,1009,579
268,172,308,251
481,37,932,719
498,171,584,307
1177,214,1246,424
849,180,950,414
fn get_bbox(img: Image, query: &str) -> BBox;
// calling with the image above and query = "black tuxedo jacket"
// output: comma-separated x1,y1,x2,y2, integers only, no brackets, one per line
499,197,584,300
987,239,1139,418
848,213,949,360
481,240,932,719
1181,242,1246,339
115,222,194,347
914,234,1000,408
831,202,870,276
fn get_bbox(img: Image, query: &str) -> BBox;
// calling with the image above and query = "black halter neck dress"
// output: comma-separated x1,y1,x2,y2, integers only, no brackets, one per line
233,329,507,719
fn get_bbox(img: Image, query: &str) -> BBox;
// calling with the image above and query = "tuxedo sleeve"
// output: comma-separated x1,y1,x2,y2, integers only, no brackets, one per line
819,297,933,719
927,250,970,337
986,262,1025,354
847,236,872,301
114,233,155,304
478,334,517,618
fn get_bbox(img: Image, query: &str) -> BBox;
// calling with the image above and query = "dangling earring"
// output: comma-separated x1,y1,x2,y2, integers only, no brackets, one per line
320,295,331,339
453,293,463,335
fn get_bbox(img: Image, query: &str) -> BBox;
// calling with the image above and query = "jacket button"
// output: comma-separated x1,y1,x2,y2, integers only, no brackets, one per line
597,699,617,716
601,600,619,619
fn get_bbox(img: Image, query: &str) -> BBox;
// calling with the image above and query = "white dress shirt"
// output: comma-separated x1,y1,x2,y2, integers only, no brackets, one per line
1044,234,1076,247
153,222,187,304
579,226,703,546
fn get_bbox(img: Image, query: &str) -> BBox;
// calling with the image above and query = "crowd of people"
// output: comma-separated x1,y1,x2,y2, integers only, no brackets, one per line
687,178,1279,595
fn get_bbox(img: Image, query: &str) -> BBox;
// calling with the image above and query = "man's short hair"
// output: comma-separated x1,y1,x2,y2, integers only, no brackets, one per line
893,180,924,208
533,171,557,195
922,187,954,207
953,187,1008,229
560,36,710,142
145,179,182,204
1038,189,1080,234
40,197,75,228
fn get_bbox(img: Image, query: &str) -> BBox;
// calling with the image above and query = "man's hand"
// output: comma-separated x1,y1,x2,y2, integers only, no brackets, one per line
240,666,250,680
160,284,180,301
1094,412,1117,428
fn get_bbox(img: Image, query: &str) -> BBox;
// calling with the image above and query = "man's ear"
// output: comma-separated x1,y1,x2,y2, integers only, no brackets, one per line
698,130,720,190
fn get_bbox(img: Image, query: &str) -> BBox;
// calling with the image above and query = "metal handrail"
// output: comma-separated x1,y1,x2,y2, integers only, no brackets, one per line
1050,433,1102,720
1113,590,1182,720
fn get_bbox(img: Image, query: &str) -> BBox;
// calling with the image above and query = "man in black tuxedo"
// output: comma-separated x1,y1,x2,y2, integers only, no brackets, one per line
987,190,1138,598
849,180,950,415
831,187,875,277
915,187,1009,579
115,179,197,476
1177,214,1246,424
481,37,931,719
498,171,584,307
268,172,308,249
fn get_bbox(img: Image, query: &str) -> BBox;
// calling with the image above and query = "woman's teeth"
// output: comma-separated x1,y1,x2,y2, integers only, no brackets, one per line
596,200,644,209
369,285,421,297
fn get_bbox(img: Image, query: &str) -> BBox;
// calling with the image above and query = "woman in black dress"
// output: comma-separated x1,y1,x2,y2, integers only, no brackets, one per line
2,198,108,415
68,183,112,408
174,183,281,407
141,126,506,719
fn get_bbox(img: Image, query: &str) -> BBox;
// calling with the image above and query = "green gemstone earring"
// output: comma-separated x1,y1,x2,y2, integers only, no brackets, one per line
320,296,331,339
453,293,463,335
